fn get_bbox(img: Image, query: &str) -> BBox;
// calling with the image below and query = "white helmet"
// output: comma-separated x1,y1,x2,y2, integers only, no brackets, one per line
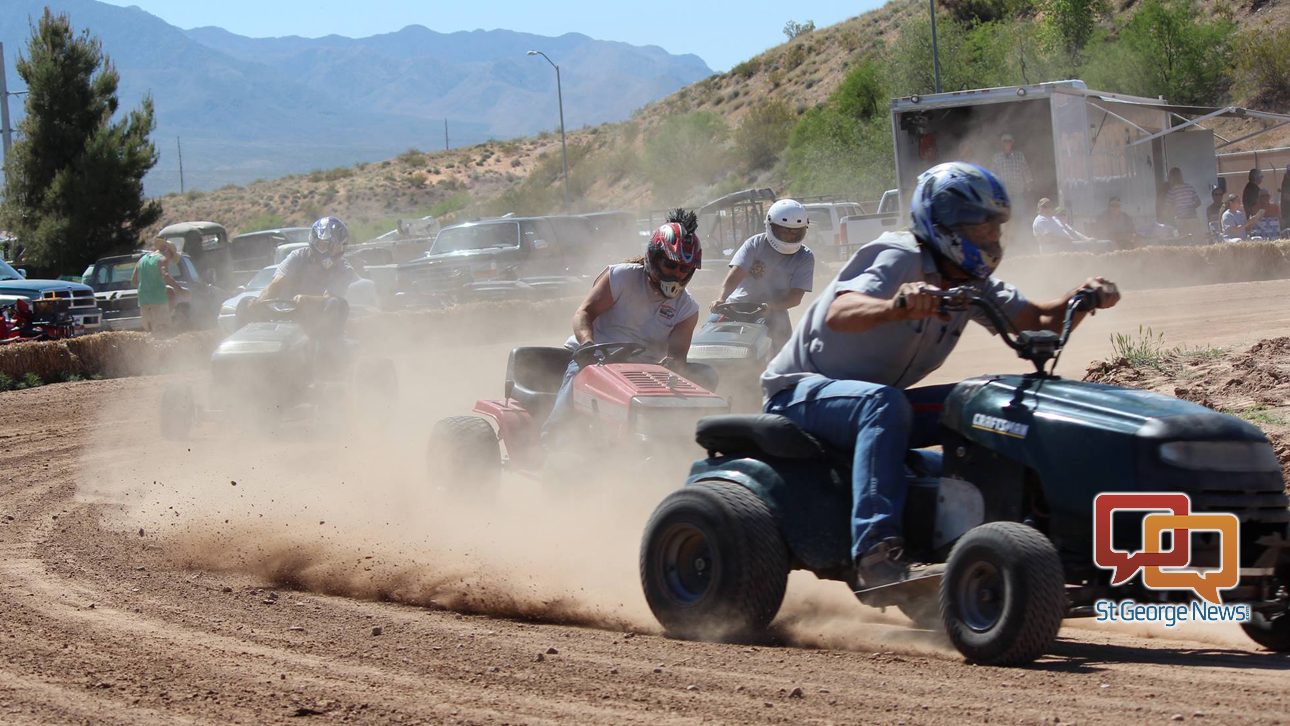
764,199,809,255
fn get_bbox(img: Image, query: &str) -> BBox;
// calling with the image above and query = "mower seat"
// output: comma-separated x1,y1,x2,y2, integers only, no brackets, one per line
505,346,573,421
695,414,827,460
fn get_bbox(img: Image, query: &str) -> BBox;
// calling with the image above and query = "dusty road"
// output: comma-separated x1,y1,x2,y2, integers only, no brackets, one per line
2,279,1290,724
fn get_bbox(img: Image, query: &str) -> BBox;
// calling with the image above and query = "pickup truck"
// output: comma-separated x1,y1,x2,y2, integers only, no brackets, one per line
837,189,901,261
0,258,101,333
81,252,226,331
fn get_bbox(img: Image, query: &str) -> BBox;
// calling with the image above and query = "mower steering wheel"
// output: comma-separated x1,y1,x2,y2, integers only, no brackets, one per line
712,301,770,320
574,342,647,367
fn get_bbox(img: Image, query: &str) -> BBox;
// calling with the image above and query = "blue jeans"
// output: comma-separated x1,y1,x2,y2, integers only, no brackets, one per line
540,359,583,443
765,376,952,560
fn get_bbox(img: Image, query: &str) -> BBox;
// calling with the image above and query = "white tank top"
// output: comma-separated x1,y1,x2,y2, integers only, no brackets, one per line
565,263,699,360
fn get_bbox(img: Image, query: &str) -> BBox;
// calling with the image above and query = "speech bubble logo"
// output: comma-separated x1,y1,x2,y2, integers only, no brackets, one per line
1093,493,1192,585
1141,513,1241,604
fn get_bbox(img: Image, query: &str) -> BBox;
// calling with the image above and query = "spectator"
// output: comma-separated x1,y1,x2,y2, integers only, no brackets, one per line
1221,193,1264,240
1281,163,1290,235
1242,167,1264,223
1165,167,1203,236
132,239,180,335
1205,184,1225,233
1097,196,1138,248
1031,197,1066,247
992,132,1033,225
1253,189,1281,239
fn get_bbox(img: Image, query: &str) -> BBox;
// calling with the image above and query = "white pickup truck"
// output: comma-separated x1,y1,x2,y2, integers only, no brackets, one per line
836,189,901,261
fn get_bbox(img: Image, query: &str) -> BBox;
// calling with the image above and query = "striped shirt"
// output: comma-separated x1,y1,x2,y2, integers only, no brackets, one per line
1167,183,1201,219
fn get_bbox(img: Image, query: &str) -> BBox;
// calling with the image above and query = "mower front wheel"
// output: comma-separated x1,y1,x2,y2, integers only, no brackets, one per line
1242,610,1290,651
640,479,788,642
940,521,1066,666
428,416,501,499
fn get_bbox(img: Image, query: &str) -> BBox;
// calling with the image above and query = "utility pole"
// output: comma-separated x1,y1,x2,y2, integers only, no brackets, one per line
929,0,942,94
0,42,13,163
176,136,185,194
444,118,449,151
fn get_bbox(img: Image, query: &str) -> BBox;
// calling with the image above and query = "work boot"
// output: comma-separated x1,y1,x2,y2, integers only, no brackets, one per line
855,537,908,589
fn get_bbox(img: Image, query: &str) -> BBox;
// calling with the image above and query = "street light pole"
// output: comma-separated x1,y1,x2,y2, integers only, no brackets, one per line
929,0,942,94
0,42,13,162
527,49,569,212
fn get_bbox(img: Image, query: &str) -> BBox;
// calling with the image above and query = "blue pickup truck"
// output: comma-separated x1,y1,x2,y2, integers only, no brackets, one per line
0,258,102,333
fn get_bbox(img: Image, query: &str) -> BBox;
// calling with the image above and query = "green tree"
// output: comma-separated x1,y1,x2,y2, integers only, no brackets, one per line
1232,23,1290,106
1039,0,1109,66
1091,0,1234,105
734,100,795,172
784,62,895,199
0,10,160,274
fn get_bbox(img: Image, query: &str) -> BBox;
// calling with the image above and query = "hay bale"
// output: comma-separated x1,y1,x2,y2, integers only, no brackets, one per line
151,330,221,372
0,340,78,382
64,332,153,378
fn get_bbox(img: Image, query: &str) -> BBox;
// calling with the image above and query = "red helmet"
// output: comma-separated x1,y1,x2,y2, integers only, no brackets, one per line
646,219,701,299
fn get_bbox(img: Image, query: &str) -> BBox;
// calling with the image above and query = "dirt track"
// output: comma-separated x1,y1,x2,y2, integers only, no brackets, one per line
3,280,1290,724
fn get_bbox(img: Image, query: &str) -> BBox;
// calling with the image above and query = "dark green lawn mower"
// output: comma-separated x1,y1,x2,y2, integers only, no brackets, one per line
640,287,1290,666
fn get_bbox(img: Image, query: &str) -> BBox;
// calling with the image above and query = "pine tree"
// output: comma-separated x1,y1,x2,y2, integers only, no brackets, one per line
0,9,160,274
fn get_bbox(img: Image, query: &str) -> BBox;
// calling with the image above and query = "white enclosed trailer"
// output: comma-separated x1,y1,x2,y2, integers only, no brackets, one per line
889,80,1290,238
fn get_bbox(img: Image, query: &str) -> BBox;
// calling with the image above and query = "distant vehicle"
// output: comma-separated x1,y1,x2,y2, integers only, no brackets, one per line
274,242,309,265
392,215,597,306
216,264,278,335
81,252,224,331
802,201,864,257
228,227,310,286
692,188,777,260
837,190,901,260
156,221,232,287
0,258,101,333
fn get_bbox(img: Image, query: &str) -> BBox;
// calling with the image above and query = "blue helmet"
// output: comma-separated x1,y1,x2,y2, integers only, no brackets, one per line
910,162,1011,278
309,216,350,265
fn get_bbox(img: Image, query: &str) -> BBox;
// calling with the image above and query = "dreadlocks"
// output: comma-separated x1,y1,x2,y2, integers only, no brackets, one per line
666,208,699,236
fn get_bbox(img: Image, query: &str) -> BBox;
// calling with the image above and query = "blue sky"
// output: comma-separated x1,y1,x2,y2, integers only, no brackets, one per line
97,0,886,71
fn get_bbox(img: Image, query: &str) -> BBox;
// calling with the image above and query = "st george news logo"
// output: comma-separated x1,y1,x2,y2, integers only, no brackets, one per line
1091,492,1251,626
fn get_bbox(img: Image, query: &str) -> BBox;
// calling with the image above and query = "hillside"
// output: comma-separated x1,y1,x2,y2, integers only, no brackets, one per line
152,0,1290,242
0,0,710,195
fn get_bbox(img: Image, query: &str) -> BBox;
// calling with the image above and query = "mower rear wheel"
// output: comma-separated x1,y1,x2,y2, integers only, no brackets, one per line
428,416,500,499
160,384,196,440
1242,610,1290,651
940,521,1066,666
640,480,788,641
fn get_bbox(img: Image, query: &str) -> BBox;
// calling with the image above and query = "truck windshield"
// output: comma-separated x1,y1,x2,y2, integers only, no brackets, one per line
0,259,22,281
92,261,139,291
431,223,520,254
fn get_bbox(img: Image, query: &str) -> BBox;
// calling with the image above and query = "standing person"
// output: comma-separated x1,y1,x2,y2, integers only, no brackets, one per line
760,162,1120,588
991,132,1032,226
710,199,816,350
1243,167,1264,223
1165,167,1202,236
131,239,180,335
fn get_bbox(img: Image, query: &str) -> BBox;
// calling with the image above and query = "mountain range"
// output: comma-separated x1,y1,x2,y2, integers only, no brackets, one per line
0,0,712,195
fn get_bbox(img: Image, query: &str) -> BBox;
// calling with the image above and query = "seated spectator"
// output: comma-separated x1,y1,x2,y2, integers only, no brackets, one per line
1205,185,1225,235
1221,194,1265,240
1252,189,1282,239
1032,198,1067,248
1096,197,1138,248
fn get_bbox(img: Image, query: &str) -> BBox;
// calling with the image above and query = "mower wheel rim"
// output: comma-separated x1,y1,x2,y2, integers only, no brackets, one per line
958,559,1005,632
659,522,713,605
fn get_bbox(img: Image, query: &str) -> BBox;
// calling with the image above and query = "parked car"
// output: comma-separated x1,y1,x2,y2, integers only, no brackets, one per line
837,189,901,261
216,264,278,335
156,221,232,287
81,252,226,331
0,258,101,333
391,215,598,306
803,201,864,256
228,227,309,287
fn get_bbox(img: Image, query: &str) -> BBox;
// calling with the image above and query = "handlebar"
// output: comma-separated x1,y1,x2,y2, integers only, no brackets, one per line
899,285,1100,374
711,301,770,321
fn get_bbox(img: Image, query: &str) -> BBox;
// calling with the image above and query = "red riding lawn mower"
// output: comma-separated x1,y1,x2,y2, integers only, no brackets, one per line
429,342,730,499
0,297,78,344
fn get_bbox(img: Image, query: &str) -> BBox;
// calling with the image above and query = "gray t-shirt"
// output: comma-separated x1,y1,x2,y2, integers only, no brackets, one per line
761,231,1029,399
726,233,815,329
274,248,360,299
564,263,699,360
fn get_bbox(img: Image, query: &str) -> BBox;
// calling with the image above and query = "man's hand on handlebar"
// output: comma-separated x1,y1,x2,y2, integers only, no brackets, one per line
892,282,952,321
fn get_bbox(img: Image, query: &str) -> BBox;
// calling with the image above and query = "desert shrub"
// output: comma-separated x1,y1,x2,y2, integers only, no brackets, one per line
731,57,762,78
243,213,287,231
397,148,425,166
734,99,795,172
641,112,731,201
1232,23,1290,106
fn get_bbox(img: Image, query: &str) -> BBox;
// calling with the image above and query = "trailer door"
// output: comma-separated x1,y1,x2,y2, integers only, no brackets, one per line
1163,130,1217,200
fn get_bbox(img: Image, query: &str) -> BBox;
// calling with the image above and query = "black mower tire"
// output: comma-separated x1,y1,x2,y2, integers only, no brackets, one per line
640,479,789,642
1241,610,1290,651
940,521,1066,666
160,384,196,440
428,416,500,498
